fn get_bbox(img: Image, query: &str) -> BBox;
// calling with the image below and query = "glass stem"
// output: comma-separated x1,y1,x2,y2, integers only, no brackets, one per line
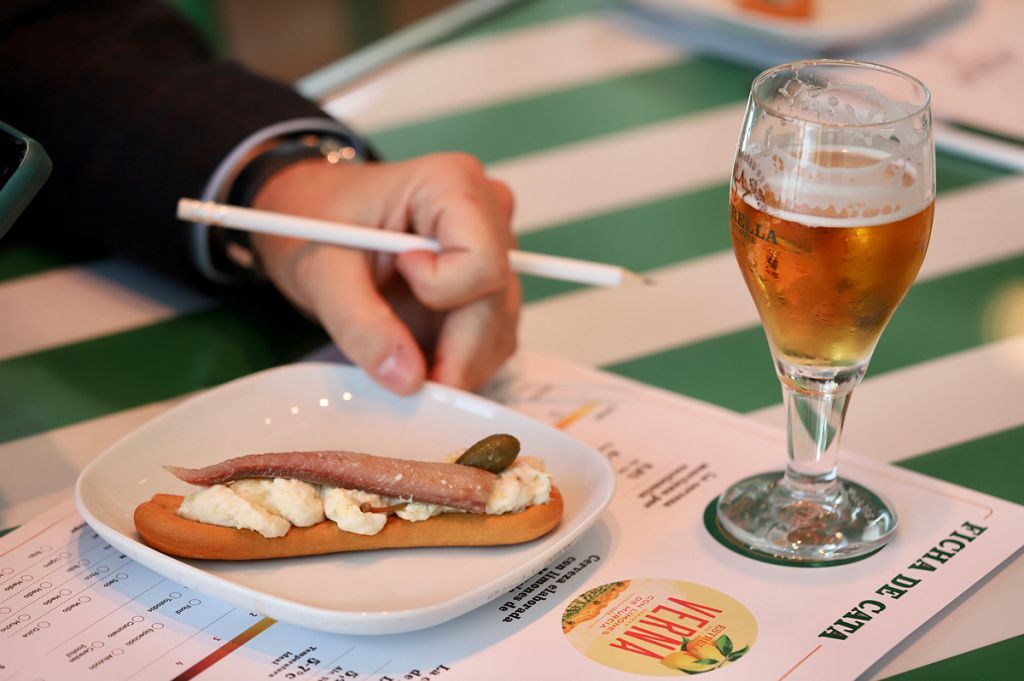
776,362,866,498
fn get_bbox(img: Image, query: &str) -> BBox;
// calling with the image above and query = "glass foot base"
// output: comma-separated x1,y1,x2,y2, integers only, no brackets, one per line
714,472,898,566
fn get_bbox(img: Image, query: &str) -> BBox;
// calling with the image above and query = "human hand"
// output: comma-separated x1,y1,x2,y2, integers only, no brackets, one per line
249,152,520,395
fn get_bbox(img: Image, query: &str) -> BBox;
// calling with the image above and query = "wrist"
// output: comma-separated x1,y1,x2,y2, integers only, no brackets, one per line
190,117,374,285
213,136,365,280
235,136,361,207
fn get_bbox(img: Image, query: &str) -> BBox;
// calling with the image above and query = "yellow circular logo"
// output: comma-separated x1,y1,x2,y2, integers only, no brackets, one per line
562,579,757,676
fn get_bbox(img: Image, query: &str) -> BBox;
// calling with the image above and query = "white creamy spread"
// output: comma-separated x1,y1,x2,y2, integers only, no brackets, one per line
321,487,388,536
486,457,551,514
178,484,290,538
393,500,450,522
230,478,324,527
176,457,551,537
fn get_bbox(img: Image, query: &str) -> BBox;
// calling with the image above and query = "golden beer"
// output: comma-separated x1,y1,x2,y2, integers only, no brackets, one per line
729,171,933,368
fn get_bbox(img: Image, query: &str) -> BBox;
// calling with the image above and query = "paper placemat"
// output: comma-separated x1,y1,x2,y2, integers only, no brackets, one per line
0,354,1020,680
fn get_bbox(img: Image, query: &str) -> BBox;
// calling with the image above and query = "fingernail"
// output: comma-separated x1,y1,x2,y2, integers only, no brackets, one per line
376,347,417,394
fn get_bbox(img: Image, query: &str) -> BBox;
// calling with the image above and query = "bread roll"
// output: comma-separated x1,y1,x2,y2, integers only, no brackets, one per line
134,487,563,560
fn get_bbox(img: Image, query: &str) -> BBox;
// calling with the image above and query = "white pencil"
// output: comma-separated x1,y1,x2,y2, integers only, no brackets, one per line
177,198,651,288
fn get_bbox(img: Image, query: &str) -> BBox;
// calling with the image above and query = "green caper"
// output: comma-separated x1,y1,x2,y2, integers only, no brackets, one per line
456,433,520,473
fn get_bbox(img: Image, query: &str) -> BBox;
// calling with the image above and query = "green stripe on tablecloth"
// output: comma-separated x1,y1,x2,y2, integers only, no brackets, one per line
0,243,94,282
935,151,1018,191
895,425,1024,505
519,151,1011,303
367,59,756,164
0,160,1011,441
0,292,327,444
520,184,725,301
0,526,16,539
0,152,1003,290
882,634,1022,681
7,238,1010,444
606,254,1024,411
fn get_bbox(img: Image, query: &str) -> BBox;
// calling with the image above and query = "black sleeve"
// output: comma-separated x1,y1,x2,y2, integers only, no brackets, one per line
0,0,335,283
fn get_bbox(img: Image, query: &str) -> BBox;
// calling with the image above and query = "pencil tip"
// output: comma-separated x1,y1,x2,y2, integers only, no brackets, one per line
620,270,653,287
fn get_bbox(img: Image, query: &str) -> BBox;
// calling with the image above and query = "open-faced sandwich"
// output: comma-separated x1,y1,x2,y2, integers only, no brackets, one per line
134,434,563,560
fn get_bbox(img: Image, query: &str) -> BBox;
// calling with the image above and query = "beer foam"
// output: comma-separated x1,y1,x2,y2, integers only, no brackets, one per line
737,145,933,228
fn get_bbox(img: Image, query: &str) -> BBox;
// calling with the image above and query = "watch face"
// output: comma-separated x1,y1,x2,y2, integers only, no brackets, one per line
0,130,28,191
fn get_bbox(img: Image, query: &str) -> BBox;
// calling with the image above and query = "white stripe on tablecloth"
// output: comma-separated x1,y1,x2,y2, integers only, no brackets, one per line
0,398,185,529
520,176,1024,366
750,335,1024,462
324,14,684,132
0,259,214,362
491,105,744,233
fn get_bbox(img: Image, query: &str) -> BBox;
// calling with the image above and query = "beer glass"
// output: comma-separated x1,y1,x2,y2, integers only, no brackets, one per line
717,60,934,563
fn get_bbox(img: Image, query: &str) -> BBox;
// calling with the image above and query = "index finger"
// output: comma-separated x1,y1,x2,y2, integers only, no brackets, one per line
396,156,515,310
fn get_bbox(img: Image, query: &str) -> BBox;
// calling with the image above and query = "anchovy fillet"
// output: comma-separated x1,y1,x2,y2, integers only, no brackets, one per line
165,451,497,513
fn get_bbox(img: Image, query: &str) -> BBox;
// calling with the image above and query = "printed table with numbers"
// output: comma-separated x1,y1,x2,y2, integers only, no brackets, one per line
0,1,1021,680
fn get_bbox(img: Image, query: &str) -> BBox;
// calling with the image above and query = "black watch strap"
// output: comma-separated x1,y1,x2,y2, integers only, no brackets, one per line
210,136,363,280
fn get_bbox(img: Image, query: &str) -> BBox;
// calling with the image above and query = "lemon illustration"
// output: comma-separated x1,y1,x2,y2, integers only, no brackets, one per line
660,651,702,670
685,639,726,663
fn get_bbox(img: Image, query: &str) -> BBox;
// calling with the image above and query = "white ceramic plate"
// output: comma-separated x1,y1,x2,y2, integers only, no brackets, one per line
631,0,966,50
74,362,614,635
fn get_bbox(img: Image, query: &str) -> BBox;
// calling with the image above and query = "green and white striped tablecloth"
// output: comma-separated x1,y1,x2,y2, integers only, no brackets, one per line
0,1,1019,679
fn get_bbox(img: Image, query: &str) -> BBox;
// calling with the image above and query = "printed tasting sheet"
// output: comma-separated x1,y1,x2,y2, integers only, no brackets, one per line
1,355,1021,680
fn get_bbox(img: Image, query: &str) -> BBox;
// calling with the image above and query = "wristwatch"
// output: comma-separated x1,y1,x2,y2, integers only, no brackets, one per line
210,134,366,281
191,117,376,285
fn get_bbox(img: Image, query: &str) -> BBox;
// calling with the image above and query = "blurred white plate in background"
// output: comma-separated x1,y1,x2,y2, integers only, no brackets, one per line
630,0,967,51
